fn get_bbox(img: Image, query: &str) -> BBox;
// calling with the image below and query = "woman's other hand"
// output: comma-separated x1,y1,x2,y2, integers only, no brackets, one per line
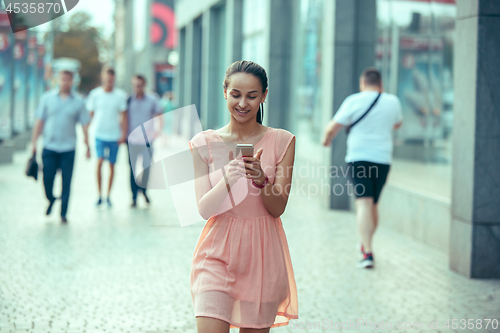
240,148,265,185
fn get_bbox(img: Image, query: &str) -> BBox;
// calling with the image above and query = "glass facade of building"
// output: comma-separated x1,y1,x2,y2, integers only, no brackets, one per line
242,0,267,69
290,0,325,171
376,0,456,164
294,0,324,143
288,0,456,199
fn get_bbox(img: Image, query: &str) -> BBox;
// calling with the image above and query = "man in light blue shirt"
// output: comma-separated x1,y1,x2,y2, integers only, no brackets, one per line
30,70,90,223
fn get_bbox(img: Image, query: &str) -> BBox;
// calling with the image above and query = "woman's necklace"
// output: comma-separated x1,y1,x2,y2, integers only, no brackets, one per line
226,125,261,144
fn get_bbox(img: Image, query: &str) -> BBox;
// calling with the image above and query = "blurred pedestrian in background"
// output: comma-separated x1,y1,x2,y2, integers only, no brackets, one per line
86,67,128,207
126,75,163,208
322,67,403,269
160,91,177,146
30,70,90,223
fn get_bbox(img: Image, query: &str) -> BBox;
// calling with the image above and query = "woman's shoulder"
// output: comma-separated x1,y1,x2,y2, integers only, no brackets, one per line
190,129,215,145
267,127,295,140
193,129,216,137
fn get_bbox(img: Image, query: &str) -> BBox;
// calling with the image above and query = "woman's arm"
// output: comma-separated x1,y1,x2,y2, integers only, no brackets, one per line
191,146,242,220
242,137,296,218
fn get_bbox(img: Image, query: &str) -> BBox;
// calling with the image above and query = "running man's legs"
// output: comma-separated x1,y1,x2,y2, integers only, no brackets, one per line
355,197,376,253
373,203,378,229
350,161,389,254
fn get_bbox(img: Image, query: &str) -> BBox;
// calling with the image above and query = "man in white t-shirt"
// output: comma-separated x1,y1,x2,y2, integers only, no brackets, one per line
322,68,403,269
87,67,128,207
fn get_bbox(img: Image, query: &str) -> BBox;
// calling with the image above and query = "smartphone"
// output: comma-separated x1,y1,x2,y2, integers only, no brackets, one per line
235,144,254,158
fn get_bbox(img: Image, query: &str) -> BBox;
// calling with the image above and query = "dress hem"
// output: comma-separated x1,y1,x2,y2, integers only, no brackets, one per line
194,312,299,329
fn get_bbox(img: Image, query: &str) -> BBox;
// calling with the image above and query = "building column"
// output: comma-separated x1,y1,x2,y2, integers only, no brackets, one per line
450,0,500,278
176,27,186,111
224,0,242,68
266,0,297,130
200,11,212,131
328,0,376,210
182,22,194,109
124,0,135,93
180,18,202,138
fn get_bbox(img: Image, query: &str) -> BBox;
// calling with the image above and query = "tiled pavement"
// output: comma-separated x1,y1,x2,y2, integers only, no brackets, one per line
1,138,499,333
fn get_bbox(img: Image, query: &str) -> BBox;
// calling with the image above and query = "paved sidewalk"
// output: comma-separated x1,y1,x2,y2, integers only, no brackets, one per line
0,138,499,333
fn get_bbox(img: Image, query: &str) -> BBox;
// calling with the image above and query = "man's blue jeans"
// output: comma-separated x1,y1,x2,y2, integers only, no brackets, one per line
42,149,75,218
128,143,153,201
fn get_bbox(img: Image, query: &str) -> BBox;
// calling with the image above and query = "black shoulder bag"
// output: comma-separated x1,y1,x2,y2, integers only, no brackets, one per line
345,92,381,135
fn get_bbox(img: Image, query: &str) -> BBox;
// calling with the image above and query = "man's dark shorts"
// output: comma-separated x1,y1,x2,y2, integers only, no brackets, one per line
347,161,390,204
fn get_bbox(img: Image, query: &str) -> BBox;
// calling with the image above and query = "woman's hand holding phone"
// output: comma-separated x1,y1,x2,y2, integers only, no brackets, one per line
225,150,245,188
240,148,265,185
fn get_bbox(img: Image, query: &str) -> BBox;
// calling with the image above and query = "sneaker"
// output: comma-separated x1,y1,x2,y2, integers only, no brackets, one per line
143,192,150,204
96,197,102,206
61,216,68,223
131,200,137,208
357,252,374,269
106,197,112,207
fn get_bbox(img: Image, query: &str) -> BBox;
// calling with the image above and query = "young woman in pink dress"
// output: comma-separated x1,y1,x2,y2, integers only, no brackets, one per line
188,60,298,333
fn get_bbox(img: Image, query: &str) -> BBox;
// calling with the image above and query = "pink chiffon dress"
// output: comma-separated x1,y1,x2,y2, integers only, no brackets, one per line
188,126,298,329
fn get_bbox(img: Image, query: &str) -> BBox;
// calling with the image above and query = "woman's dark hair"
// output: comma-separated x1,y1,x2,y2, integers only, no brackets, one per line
223,60,268,124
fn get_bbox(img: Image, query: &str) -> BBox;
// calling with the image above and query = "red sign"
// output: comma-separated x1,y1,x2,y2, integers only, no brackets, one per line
0,33,9,52
0,11,11,30
151,2,177,49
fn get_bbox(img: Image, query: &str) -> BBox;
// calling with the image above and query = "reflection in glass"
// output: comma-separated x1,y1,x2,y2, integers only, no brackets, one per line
376,0,456,164
295,0,323,143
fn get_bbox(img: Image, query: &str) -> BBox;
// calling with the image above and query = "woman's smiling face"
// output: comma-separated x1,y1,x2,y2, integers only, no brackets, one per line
224,72,268,124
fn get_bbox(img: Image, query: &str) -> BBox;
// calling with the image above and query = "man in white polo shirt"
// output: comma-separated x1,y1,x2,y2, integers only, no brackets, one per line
322,68,403,269
87,67,128,207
